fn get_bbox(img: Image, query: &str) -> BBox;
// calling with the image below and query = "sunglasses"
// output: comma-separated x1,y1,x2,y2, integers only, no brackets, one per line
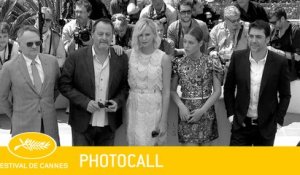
226,17,240,24
26,41,42,47
111,16,126,22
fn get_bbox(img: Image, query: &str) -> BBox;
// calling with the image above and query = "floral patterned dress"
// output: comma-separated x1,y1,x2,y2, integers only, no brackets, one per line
172,55,224,144
127,49,165,145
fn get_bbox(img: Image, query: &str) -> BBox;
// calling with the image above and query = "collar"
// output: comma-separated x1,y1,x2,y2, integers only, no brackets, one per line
23,54,41,66
42,29,51,40
249,50,268,63
92,46,111,59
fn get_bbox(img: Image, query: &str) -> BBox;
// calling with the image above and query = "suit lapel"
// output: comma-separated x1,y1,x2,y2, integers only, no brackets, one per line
18,55,39,94
86,46,95,89
244,50,251,92
108,48,117,98
259,52,274,98
39,54,49,94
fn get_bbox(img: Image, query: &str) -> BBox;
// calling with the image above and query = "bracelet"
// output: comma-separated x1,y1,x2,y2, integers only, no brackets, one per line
284,52,286,57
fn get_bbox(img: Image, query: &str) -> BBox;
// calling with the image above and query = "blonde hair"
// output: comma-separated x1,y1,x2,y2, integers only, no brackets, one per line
131,18,161,51
224,5,240,18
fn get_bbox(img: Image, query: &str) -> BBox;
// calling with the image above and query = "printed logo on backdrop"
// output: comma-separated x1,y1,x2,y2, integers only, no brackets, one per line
7,132,57,159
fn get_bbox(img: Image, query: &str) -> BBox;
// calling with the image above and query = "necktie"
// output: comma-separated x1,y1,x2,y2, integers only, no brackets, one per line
31,60,42,93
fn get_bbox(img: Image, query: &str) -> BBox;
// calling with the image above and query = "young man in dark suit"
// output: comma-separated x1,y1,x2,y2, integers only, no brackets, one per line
224,20,291,146
58,18,129,146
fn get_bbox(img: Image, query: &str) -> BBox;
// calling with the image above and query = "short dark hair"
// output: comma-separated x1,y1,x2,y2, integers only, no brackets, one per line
177,1,193,11
17,25,40,39
92,18,114,34
248,20,271,38
0,22,10,34
75,0,92,13
185,26,203,42
269,7,287,20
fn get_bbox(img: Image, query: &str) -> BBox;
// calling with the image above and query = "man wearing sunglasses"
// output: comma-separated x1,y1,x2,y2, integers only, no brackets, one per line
0,25,61,145
268,7,300,81
167,0,209,57
209,5,249,66
34,7,66,68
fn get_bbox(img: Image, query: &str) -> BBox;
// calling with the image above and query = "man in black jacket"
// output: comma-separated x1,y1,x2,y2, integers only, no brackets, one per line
224,20,290,146
59,18,129,146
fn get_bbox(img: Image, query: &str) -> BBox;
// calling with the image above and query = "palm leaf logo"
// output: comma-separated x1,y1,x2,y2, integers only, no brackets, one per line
14,138,50,151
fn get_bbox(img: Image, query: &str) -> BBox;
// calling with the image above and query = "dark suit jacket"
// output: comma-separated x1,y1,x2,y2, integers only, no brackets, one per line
224,49,291,139
58,46,129,133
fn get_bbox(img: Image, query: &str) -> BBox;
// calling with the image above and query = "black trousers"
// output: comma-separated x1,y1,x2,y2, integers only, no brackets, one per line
230,123,275,146
72,125,115,146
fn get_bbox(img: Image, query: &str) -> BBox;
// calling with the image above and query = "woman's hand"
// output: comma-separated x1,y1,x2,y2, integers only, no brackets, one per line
187,108,205,123
179,104,190,121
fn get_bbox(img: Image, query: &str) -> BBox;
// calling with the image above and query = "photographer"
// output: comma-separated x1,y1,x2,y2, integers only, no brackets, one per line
140,0,177,37
0,22,19,70
112,13,134,50
35,7,66,68
167,1,209,56
110,0,146,24
192,0,220,31
62,0,94,54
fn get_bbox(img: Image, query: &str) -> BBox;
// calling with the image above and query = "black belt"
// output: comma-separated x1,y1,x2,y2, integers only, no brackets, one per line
244,117,258,126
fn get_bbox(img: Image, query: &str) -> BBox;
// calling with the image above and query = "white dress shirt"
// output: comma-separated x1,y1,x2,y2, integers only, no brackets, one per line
246,51,268,118
23,54,44,84
90,46,110,127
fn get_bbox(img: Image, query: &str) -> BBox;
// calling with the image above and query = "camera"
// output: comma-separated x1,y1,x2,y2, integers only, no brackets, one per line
98,101,112,108
150,13,167,24
74,27,91,45
148,5,167,24
151,130,160,138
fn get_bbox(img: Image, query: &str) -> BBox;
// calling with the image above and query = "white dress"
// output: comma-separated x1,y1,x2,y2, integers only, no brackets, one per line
127,49,164,146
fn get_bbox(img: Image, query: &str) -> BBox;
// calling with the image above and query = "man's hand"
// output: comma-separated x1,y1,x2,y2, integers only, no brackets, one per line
105,100,118,112
87,100,101,113
112,45,124,56
228,115,234,124
174,48,186,57
295,53,300,61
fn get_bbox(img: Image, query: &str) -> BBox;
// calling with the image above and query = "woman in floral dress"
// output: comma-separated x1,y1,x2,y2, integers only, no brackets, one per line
171,27,224,145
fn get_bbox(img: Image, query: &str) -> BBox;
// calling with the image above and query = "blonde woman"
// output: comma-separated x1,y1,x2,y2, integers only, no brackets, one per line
126,18,171,145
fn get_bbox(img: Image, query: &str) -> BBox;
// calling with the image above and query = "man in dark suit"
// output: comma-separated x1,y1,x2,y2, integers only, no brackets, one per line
224,20,291,146
58,18,129,146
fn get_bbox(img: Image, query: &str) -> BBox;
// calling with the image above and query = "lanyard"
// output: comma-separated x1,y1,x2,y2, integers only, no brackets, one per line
177,20,193,48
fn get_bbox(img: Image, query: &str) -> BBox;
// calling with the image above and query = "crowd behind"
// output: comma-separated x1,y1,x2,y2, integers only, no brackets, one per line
0,0,300,146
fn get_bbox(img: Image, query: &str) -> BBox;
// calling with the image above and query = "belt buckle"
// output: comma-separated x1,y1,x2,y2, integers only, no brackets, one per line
251,119,258,126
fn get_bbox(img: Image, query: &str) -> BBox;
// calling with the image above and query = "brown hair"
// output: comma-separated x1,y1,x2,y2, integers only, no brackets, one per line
0,22,10,34
185,27,203,42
